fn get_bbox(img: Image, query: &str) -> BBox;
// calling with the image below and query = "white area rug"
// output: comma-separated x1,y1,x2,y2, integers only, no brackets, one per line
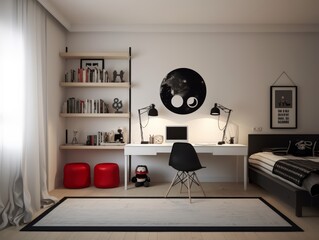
21,197,302,232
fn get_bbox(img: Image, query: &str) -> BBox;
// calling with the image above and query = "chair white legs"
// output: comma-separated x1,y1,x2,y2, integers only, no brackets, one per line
187,173,191,203
165,171,205,202
165,171,179,197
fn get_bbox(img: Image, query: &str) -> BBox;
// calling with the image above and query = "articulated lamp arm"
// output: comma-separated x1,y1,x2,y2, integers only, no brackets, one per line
210,103,232,145
221,109,232,144
138,104,158,144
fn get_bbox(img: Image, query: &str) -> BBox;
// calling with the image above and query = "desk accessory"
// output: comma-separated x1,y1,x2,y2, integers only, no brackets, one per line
210,103,232,145
154,135,164,144
138,104,158,144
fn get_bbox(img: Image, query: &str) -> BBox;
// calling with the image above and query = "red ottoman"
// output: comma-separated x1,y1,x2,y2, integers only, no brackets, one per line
64,163,91,188
94,163,120,188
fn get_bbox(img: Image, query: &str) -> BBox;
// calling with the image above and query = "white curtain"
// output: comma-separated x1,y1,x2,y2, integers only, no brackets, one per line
0,0,55,230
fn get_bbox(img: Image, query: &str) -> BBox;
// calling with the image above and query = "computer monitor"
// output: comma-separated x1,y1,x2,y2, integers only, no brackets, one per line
165,126,188,143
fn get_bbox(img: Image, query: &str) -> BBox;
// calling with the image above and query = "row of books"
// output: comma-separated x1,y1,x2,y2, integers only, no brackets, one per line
62,98,109,114
86,131,124,146
65,68,109,83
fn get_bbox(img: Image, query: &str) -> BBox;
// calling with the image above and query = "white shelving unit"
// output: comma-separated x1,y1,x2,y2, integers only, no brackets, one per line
59,48,131,150
60,82,130,88
59,52,129,59
59,144,125,150
59,113,130,118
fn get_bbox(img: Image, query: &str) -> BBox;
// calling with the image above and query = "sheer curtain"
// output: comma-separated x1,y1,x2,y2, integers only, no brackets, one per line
0,0,54,230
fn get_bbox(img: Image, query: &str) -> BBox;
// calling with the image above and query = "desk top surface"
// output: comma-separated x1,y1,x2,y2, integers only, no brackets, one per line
125,143,246,147
124,143,247,155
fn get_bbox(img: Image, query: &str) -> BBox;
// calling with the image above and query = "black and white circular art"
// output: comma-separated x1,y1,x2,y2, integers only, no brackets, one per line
160,68,206,114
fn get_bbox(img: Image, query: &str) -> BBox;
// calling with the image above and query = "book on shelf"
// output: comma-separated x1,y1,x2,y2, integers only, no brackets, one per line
86,135,97,146
64,69,76,82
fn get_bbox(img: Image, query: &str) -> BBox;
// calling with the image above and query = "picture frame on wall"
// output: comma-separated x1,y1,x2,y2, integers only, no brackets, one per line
270,86,297,129
80,59,104,69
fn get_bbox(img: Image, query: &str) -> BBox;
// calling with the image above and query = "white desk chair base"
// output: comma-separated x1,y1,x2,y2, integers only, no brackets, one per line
165,171,206,203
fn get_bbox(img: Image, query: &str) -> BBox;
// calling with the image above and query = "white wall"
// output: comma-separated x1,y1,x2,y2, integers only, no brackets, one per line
56,30,319,184
46,16,67,191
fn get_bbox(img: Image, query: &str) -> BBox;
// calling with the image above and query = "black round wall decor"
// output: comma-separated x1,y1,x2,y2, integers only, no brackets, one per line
160,68,206,114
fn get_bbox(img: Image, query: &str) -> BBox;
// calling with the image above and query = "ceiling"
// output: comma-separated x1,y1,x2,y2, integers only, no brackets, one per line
38,0,319,32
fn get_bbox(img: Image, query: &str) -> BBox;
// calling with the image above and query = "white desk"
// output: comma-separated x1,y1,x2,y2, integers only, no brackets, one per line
124,143,248,190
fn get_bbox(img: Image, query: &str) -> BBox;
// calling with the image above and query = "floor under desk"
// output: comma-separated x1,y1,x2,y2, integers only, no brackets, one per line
124,143,248,190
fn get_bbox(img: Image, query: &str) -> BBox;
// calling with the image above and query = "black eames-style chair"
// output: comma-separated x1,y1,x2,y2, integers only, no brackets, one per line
165,142,206,203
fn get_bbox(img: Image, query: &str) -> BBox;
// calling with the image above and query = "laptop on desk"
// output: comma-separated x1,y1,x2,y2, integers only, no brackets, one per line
165,126,188,143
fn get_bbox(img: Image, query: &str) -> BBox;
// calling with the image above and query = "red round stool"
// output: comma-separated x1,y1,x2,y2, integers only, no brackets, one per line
94,163,120,188
63,163,91,188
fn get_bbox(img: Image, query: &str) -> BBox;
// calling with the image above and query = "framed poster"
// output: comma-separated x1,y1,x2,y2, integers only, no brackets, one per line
270,86,297,129
80,59,104,69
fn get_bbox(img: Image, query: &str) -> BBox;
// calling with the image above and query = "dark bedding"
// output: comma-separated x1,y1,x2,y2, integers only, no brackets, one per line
273,160,319,196
248,134,319,217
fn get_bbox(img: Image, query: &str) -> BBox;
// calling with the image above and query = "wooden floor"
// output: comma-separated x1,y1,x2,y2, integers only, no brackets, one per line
1,182,319,240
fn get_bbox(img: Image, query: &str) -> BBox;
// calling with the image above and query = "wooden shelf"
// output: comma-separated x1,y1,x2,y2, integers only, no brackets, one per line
59,48,131,152
60,144,125,150
60,113,130,118
60,82,130,88
59,52,129,59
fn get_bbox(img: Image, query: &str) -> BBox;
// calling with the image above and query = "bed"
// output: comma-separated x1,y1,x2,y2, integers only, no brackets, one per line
248,134,319,217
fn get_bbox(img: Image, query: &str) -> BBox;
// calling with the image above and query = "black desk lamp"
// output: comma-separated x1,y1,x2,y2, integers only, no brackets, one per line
138,104,158,144
210,103,232,145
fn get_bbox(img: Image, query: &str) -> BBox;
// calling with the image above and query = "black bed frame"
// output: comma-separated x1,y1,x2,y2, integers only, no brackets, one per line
248,134,319,217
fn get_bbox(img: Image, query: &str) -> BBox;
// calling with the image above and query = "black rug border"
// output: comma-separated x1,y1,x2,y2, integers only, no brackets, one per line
21,196,303,232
